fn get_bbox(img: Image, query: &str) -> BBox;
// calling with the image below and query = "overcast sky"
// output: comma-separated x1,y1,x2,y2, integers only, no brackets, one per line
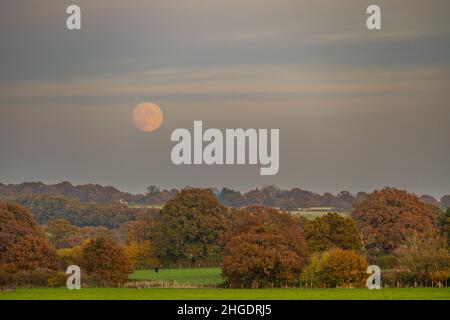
1,0,449,197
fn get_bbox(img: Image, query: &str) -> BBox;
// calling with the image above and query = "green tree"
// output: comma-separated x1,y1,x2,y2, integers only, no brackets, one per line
304,213,361,252
154,188,231,264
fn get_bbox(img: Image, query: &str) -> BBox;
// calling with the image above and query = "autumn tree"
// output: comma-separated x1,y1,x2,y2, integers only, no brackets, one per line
321,249,368,288
438,208,450,247
419,195,440,207
302,249,368,288
45,219,80,248
80,237,132,285
0,201,58,271
119,209,159,244
440,195,450,210
58,245,83,269
119,210,160,269
15,195,142,228
154,188,231,264
394,232,450,284
124,240,159,269
303,213,361,252
45,218,114,249
222,206,308,288
352,188,438,252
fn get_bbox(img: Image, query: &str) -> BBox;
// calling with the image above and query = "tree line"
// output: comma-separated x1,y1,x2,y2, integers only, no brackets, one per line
2,181,450,210
1,187,449,289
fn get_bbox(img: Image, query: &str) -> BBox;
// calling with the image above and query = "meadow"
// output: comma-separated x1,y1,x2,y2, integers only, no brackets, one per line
1,288,449,300
130,267,222,285
2,268,449,300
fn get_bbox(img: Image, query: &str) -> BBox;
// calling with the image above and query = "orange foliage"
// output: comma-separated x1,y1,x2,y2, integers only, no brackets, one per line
0,201,58,271
80,237,132,285
222,206,308,288
352,188,438,252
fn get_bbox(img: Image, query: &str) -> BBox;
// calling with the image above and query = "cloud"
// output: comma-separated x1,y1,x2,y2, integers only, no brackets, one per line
1,65,449,108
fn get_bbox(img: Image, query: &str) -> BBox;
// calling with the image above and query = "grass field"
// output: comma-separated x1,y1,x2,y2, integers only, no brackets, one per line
127,204,163,209
130,268,222,285
1,288,449,300
2,268,449,300
290,211,350,220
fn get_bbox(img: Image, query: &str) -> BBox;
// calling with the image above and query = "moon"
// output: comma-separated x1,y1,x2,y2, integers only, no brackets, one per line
132,102,164,132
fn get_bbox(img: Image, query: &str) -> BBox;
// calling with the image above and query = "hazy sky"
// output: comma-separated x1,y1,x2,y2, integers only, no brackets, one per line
1,0,449,197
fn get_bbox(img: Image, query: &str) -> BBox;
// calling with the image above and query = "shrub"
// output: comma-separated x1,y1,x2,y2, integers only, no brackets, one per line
367,254,398,269
394,233,450,284
300,251,329,287
322,249,368,287
427,270,449,285
47,272,68,288
302,249,368,288
58,246,82,269
3,268,57,288
0,269,13,288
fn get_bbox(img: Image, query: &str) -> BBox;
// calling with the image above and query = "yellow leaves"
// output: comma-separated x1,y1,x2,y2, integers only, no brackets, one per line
123,240,159,269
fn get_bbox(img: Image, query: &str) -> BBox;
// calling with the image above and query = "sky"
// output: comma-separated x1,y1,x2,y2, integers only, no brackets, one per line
1,0,450,197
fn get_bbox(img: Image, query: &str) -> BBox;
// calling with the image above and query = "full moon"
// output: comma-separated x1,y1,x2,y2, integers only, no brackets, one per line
132,102,164,132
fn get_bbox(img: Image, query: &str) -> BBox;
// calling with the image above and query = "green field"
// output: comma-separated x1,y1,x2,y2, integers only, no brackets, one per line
1,288,449,300
130,268,222,285
290,211,350,220
2,268,449,300
127,204,163,209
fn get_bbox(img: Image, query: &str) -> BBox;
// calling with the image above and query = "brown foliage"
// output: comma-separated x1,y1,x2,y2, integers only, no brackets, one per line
0,201,58,271
304,212,361,252
352,188,438,252
394,232,450,283
222,206,308,288
80,237,132,285
124,240,159,269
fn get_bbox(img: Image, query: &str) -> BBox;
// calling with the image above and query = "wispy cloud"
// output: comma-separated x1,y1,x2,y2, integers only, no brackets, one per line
2,65,449,106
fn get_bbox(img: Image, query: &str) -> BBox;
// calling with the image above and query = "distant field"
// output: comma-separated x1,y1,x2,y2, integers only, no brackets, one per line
130,268,222,285
1,288,449,300
290,211,350,220
127,204,163,209
126,204,351,220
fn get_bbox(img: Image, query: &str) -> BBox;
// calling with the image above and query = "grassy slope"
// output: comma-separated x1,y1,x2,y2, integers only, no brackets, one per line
130,268,222,285
1,288,449,300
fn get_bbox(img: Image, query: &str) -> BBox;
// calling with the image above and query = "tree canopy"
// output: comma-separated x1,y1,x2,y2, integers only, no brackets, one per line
154,188,231,264
304,212,362,252
352,188,438,252
222,206,308,288
0,201,58,271
80,237,132,285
